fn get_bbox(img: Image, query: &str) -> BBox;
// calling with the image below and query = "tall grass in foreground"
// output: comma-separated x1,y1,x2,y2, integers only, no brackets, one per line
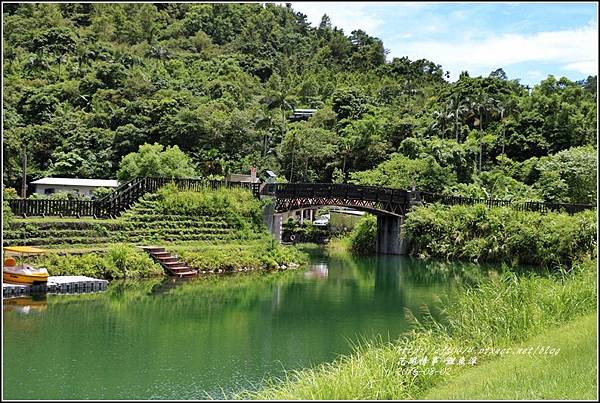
236,258,597,400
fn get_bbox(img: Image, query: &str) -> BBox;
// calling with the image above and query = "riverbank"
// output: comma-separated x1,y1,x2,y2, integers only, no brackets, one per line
338,204,596,270
238,257,597,400
30,238,308,280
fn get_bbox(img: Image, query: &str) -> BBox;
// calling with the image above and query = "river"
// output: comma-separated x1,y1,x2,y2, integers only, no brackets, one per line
3,248,487,399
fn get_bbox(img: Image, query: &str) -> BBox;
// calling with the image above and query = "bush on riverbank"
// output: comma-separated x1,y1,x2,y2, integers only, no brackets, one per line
38,244,164,279
239,258,596,400
404,204,597,268
173,239,309,273
348,215,377,255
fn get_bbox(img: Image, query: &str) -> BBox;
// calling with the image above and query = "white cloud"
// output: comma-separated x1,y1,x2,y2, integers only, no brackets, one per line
289,2,382,34
290,2,430,36
390,24,598,80
562,60,598,75
526,70,543,79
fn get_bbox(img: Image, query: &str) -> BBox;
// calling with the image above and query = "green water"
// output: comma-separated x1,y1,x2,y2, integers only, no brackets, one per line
3,250,484,399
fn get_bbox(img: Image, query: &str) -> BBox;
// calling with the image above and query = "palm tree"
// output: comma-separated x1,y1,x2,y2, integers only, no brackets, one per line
496,94,518,156
54,54,67,79
24,54,50,75
447,94,470,142
147,45,170,66
470,90,497,172
432,108,453,138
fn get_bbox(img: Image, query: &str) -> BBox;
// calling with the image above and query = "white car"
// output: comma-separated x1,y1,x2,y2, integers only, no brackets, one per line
313,217,329,226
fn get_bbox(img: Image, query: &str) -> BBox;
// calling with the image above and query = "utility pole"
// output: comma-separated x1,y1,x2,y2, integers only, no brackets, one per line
21,147,27,198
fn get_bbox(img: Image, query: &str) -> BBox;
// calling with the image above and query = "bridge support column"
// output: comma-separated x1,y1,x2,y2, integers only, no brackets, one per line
376,215,408,255
271,213,284,243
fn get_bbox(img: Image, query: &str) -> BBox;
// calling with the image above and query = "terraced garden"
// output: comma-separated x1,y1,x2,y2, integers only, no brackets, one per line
3,189,264,249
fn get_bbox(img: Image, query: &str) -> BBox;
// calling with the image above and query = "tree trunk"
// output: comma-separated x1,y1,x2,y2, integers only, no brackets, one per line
479,143,483,172
289,134,295,183
479,110,483,172
21,148,27,198
455,109,459,142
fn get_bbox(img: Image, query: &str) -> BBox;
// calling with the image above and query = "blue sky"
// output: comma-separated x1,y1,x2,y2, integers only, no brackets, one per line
289,2,598,85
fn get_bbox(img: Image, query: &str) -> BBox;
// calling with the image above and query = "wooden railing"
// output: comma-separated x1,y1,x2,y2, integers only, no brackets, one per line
420,192,596,215
8,177,261,218
7,199,101,218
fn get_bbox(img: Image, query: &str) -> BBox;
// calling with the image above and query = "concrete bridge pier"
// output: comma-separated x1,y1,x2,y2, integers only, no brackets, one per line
269,213,284,242
376,215,408,255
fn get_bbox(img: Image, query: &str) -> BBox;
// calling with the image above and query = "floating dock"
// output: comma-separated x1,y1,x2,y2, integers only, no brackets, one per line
3,276,108,298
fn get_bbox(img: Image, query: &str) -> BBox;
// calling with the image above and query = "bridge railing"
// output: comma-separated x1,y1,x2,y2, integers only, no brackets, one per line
420,192,596,215
263,182,409,203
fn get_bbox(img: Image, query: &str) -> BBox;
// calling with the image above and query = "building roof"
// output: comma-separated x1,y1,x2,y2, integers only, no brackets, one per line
227,174,260,183
30,177,120,187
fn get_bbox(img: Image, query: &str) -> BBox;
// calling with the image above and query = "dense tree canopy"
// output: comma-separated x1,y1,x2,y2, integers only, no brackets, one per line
2,3,597,203
117,143,197,181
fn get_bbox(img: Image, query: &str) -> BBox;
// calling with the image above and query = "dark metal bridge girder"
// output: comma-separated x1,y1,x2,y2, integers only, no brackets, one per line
274,196,406,217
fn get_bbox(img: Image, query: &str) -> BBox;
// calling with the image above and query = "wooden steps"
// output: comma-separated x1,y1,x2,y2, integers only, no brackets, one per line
139,246,198,278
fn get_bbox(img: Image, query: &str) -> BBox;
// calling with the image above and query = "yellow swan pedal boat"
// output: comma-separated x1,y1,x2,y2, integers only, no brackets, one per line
3,246,49,285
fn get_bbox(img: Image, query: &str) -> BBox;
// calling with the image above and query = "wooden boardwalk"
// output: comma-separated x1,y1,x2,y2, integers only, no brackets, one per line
3,276,108,298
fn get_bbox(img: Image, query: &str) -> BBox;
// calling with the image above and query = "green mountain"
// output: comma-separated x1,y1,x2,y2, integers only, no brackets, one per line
2,3,596,203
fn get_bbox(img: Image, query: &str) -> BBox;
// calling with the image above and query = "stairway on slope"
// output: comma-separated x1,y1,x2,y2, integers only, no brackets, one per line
139,246,198,278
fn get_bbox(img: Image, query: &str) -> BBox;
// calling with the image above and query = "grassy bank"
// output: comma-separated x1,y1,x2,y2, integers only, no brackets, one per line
33,244,164,279
172,239,309,273
423,313,597,400
237,258,596,400
30,238,309,279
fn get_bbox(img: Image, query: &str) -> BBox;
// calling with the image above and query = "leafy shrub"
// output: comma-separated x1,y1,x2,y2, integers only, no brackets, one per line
91,186,114,200
404,204,597,268
117,143,197,181
173,239,308,273
348,214,377,255
38,244,163,279
3,199,13,230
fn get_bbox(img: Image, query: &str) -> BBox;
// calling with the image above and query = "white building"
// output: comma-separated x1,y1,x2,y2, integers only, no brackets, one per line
30,177,119,198
226,167,260,183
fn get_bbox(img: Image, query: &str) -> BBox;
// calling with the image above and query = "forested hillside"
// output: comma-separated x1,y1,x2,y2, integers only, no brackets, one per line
2,3,597,203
